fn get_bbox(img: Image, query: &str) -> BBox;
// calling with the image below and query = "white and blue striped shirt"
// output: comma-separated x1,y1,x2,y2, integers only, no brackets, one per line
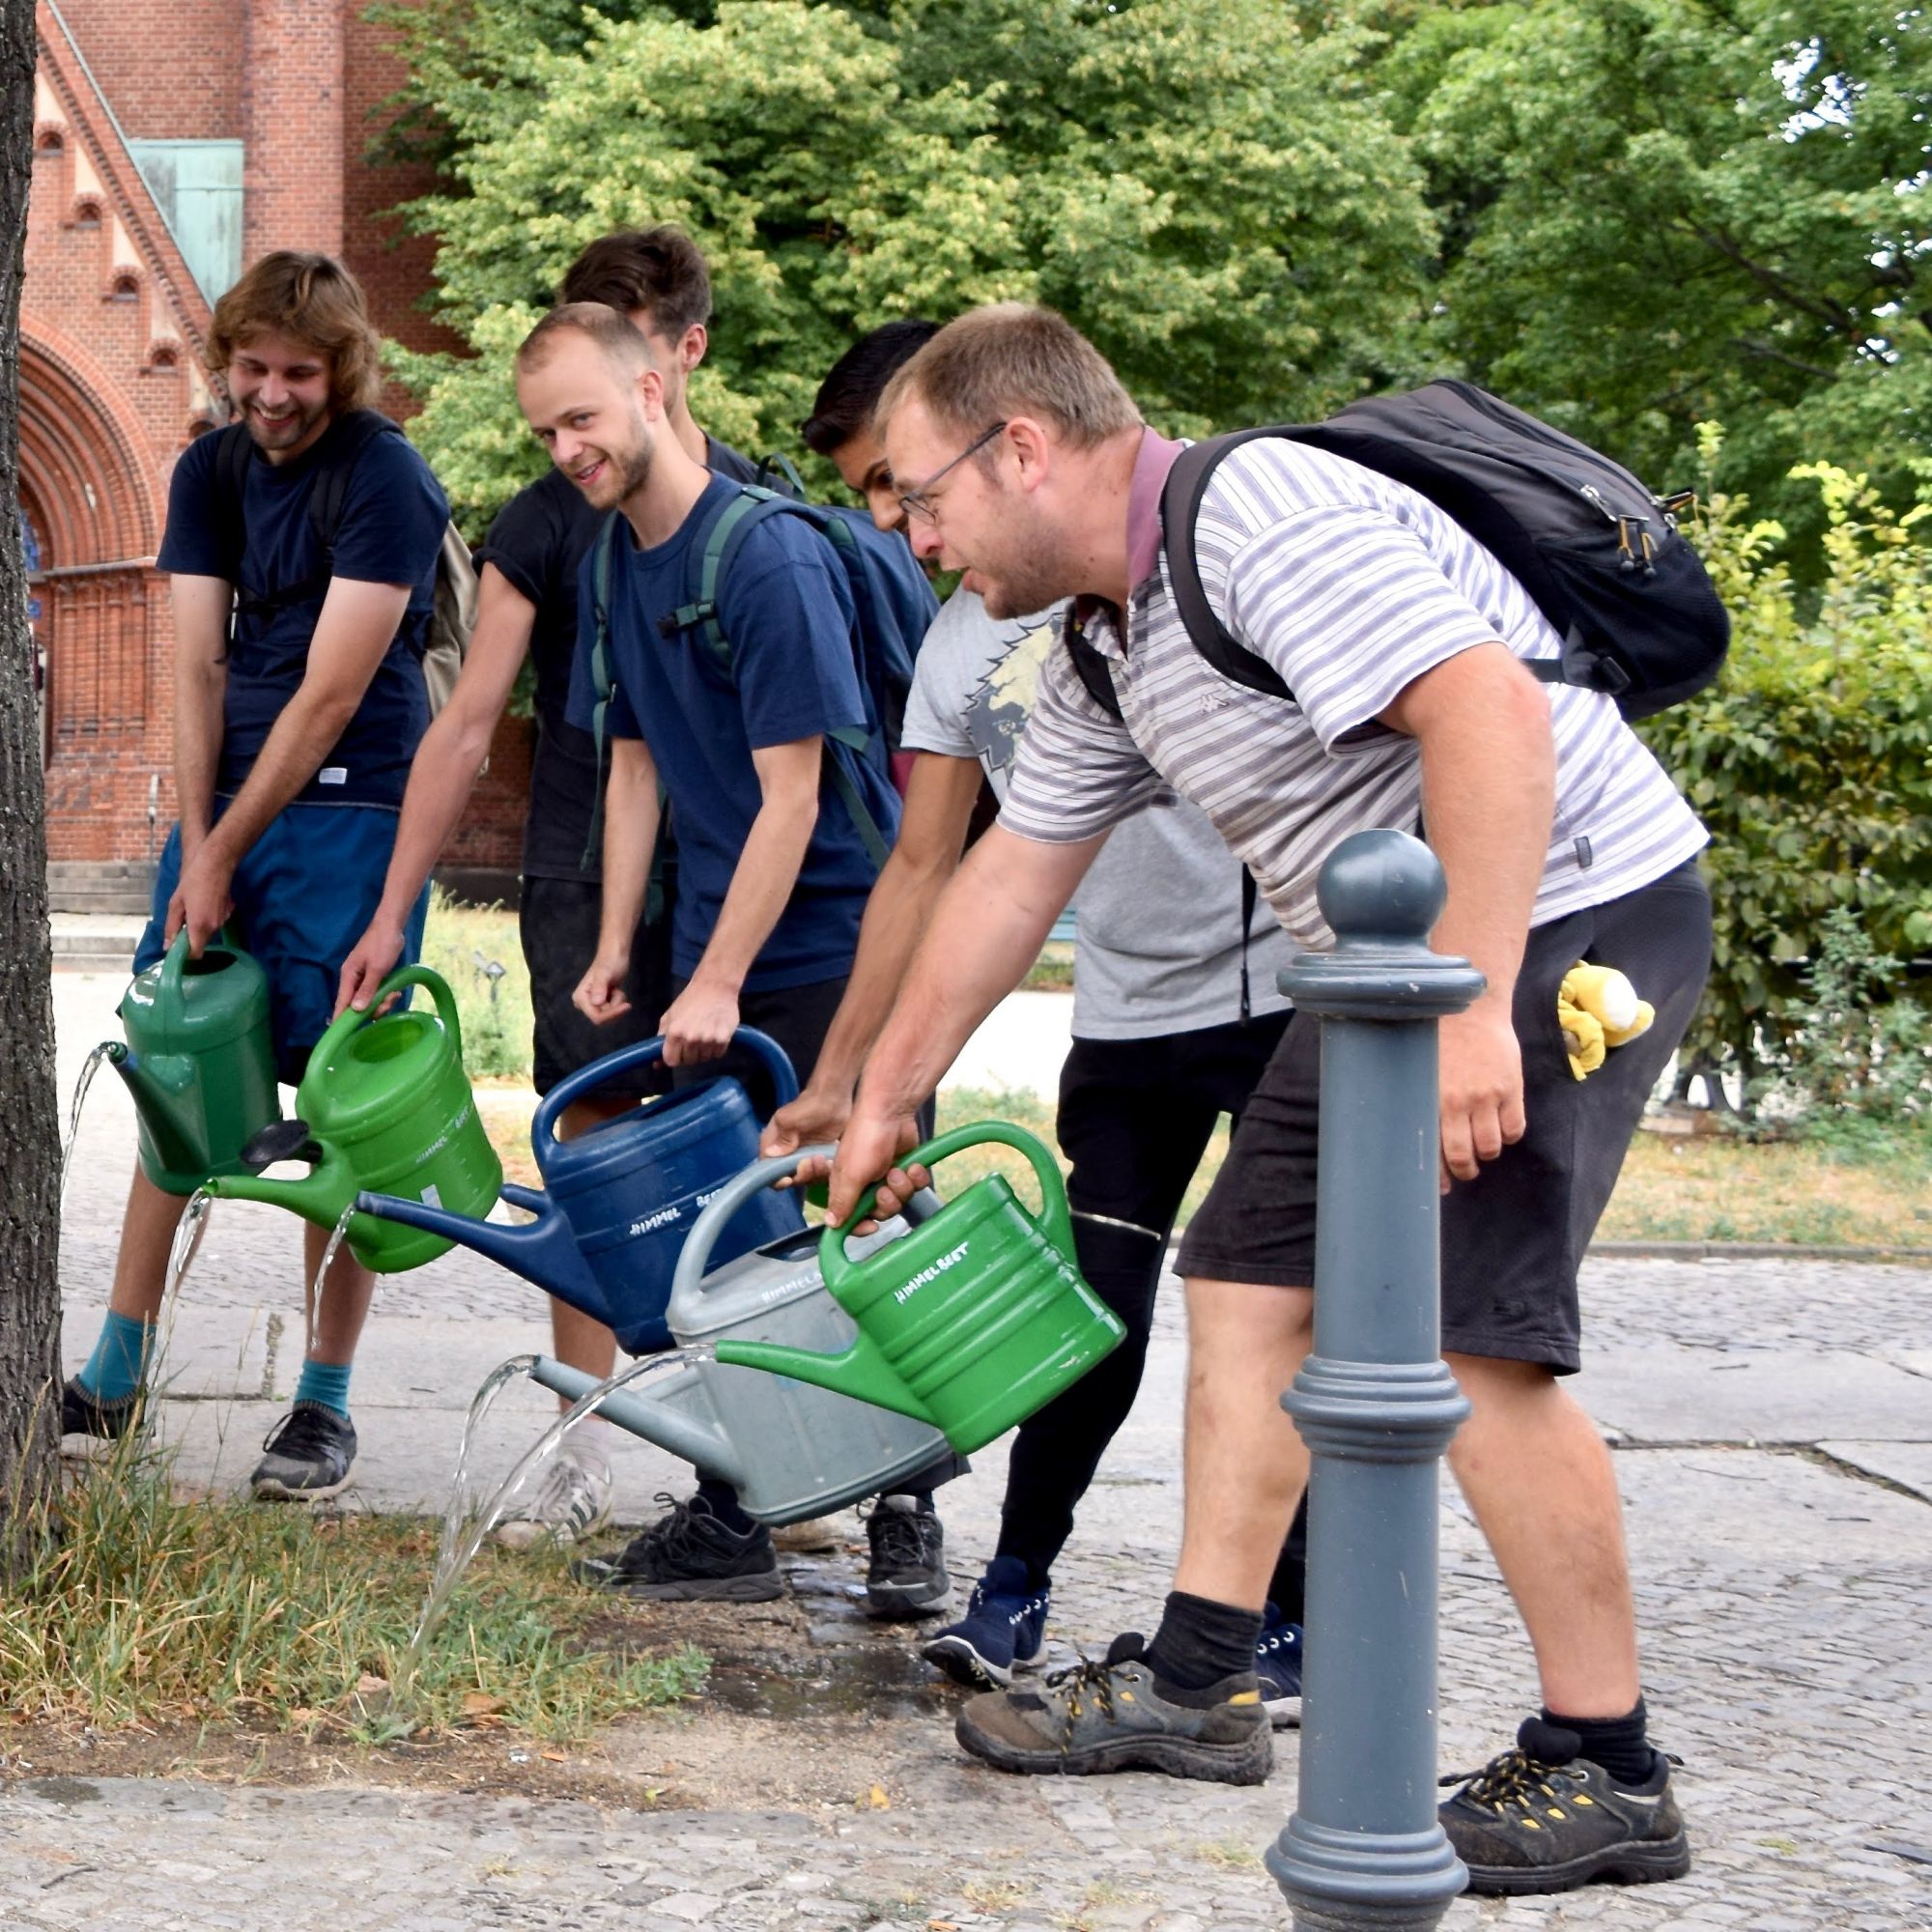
999,439,1707,950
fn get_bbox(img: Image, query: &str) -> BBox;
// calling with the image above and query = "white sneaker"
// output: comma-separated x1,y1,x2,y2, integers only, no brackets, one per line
490,1451,614,1551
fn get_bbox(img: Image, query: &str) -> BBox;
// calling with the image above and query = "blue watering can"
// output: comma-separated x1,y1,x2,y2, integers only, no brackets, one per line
356,1029,801,1352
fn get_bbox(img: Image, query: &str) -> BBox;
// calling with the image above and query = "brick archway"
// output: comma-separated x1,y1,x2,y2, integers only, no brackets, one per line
20,327,171,859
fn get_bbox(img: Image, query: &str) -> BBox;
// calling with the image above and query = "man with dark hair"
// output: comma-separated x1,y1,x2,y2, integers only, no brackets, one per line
64,251,450,1501
511,303,954,1609
337,229,762,1549
767,324,1306,1708
834,303,1709,1895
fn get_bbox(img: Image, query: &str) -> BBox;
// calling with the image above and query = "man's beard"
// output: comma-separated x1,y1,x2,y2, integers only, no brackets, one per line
245,394,329,453
973,496,1076,620
591,411,655,507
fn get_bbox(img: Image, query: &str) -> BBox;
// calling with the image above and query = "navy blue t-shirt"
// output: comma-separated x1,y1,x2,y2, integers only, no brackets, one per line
157,416,449,808
565,476,899,990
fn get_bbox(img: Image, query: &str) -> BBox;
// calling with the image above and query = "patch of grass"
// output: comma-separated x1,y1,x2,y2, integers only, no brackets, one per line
0,1444,705,1744
1601,1126,1931,1248
1022,940,1076,991
421,888,535,1082
1192,1837,1264,1869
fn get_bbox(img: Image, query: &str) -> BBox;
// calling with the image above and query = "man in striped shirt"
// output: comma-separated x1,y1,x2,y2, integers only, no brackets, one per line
827,305,1710,1897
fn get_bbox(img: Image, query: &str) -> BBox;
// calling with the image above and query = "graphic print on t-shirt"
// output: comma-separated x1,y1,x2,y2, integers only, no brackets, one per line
962,614,1056,782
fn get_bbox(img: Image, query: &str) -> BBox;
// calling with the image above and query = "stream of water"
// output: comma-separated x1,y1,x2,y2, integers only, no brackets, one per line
302,1204,358,1363
391,1347,711,1714
60,1044,116,1210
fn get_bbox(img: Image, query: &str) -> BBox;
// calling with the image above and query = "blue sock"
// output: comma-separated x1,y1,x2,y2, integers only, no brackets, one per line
78,1311,152,1404
294,1358,353,1419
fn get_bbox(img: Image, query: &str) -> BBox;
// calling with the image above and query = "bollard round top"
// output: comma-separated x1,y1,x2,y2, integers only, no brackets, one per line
1317,829,1445,941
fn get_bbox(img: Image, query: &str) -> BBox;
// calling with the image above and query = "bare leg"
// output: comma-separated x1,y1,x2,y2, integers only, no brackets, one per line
305,1218,376,1366
1443,1352,1641,1719
106,1164,190,1322
1170,1275,1313,1612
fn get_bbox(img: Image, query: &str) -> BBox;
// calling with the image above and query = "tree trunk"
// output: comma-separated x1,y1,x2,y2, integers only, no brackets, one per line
0,0,64,1569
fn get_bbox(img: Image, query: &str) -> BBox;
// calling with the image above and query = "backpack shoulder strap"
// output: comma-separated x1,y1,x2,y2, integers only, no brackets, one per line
305,410,403,556
659,486,798,674
1159,431,1301,705
1063,606,1124,721
209,423,256,585
581,509,629,870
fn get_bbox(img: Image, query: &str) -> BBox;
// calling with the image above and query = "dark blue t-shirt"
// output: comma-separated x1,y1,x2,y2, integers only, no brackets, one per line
565,476,899,990
156,416,449,808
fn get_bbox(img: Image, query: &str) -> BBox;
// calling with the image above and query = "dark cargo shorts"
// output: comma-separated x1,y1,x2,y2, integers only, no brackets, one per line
1176,861,1713,1373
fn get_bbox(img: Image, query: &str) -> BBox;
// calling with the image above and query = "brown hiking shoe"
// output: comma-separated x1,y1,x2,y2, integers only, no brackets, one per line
955,1632,1271,1783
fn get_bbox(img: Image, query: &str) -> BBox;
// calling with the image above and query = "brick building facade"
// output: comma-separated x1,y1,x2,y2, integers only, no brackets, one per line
24,0,530,896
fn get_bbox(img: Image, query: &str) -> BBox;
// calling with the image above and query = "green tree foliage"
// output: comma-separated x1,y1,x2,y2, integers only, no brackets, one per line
384,0,1435,525
1381,0,1932,564
1640,427,1932,1084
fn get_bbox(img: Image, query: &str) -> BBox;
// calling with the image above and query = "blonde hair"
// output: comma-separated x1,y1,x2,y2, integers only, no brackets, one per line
210,252,382,414
876,303,1141,449
517,301,657,377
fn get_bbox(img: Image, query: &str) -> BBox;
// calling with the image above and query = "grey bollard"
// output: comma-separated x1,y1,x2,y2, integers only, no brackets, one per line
1267,829,1483,1931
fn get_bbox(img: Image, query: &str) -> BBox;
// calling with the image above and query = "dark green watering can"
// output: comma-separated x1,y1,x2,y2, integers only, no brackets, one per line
716,1122,1125,1454
110,930,283,1195
203,964,501,1272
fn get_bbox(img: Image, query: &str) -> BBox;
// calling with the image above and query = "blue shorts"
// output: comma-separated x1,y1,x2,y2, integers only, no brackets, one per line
136,800,430,1086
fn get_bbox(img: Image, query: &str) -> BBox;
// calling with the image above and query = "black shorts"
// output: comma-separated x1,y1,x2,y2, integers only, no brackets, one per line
665,972,851,1114
520,874,677,1099
1176,862,1713,1373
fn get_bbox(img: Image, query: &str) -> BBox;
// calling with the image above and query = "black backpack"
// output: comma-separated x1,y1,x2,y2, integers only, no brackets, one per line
209,410,475,710
1068,380,1728,724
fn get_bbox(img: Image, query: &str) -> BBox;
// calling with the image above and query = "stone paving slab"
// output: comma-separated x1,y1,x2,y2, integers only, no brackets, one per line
35,972,1932,1930
1817,1439,1932,1502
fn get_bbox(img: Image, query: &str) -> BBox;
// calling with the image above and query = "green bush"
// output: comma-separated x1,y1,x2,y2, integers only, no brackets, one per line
1640,428,1932,1088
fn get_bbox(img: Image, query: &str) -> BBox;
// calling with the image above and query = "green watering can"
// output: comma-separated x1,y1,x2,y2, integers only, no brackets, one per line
716,1122,1125,1454
204,965,501,1273
110,929,284,1196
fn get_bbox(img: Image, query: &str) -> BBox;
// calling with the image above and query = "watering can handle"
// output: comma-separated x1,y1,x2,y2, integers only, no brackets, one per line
156,921,245,1004
532,1027,800,1154
664,1145,834,1334
304,963,463,1075
819,1121,1072,1293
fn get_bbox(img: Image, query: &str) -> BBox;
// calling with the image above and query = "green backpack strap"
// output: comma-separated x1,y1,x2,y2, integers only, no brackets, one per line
580,510,627,871
822,724,892,870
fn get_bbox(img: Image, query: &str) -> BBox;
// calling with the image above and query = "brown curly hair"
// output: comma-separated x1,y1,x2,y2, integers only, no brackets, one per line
209,251,383,414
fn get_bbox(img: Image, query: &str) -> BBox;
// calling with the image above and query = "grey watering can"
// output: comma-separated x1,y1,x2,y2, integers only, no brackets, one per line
530,1147,952,1526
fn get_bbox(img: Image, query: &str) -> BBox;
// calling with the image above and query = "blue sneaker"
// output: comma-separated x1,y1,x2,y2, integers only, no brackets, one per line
922,1556,1050,1689
1255,1606,1303,1728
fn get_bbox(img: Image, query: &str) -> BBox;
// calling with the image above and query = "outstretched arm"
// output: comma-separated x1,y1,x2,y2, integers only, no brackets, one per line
1377,640,1555,1185
336,564,536,1013
827,823,1107,1222
761,751,984,1159
171,577,412,953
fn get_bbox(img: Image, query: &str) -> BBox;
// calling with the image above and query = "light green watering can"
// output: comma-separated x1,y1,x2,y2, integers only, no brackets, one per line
716,1122,1125,1454
204,965,501,1272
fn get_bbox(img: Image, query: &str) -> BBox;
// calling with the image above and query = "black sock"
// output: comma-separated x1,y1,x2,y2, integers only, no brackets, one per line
695,1478,757,1536
1144,1591,1263,1691
1544,1697,1654,1787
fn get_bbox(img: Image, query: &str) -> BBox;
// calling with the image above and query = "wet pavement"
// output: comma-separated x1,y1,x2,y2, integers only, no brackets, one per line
16,970,1932,1930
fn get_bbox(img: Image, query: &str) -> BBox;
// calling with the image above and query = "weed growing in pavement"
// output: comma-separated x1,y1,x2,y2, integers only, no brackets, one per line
0,1438,705,1744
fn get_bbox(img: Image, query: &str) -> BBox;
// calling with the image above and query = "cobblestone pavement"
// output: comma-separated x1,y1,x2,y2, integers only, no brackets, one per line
19,973,1932,1930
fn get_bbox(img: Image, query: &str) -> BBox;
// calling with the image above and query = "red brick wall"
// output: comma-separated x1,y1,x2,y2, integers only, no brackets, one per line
29,1,529,876
242,0,344,259
54,0,243,140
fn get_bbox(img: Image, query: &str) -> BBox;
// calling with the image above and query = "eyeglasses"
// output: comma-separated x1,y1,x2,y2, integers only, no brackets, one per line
898,421,1008,526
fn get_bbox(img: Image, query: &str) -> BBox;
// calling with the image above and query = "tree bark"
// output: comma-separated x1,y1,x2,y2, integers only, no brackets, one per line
0,0,64,1568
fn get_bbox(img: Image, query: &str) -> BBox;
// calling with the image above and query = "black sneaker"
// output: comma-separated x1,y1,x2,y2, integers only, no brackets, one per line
250,1402,357,1501
1439,1717,1691,1895
955,1632,1272,1783
862,1493,951,1620
61,1377,142,1441
571,1492,782,1603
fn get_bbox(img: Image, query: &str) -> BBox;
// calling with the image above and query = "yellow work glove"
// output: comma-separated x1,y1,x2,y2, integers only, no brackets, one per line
1558,963,1656,1081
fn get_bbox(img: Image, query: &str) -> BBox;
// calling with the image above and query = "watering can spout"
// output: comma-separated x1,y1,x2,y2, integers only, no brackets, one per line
714,1334,940,1430
204,1141,355,1233
355,1188,612,1326
529,1357,743,1487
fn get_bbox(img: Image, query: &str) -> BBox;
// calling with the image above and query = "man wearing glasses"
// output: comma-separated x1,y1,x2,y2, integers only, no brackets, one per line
762,322,1307,1710
832,304,1709,1898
